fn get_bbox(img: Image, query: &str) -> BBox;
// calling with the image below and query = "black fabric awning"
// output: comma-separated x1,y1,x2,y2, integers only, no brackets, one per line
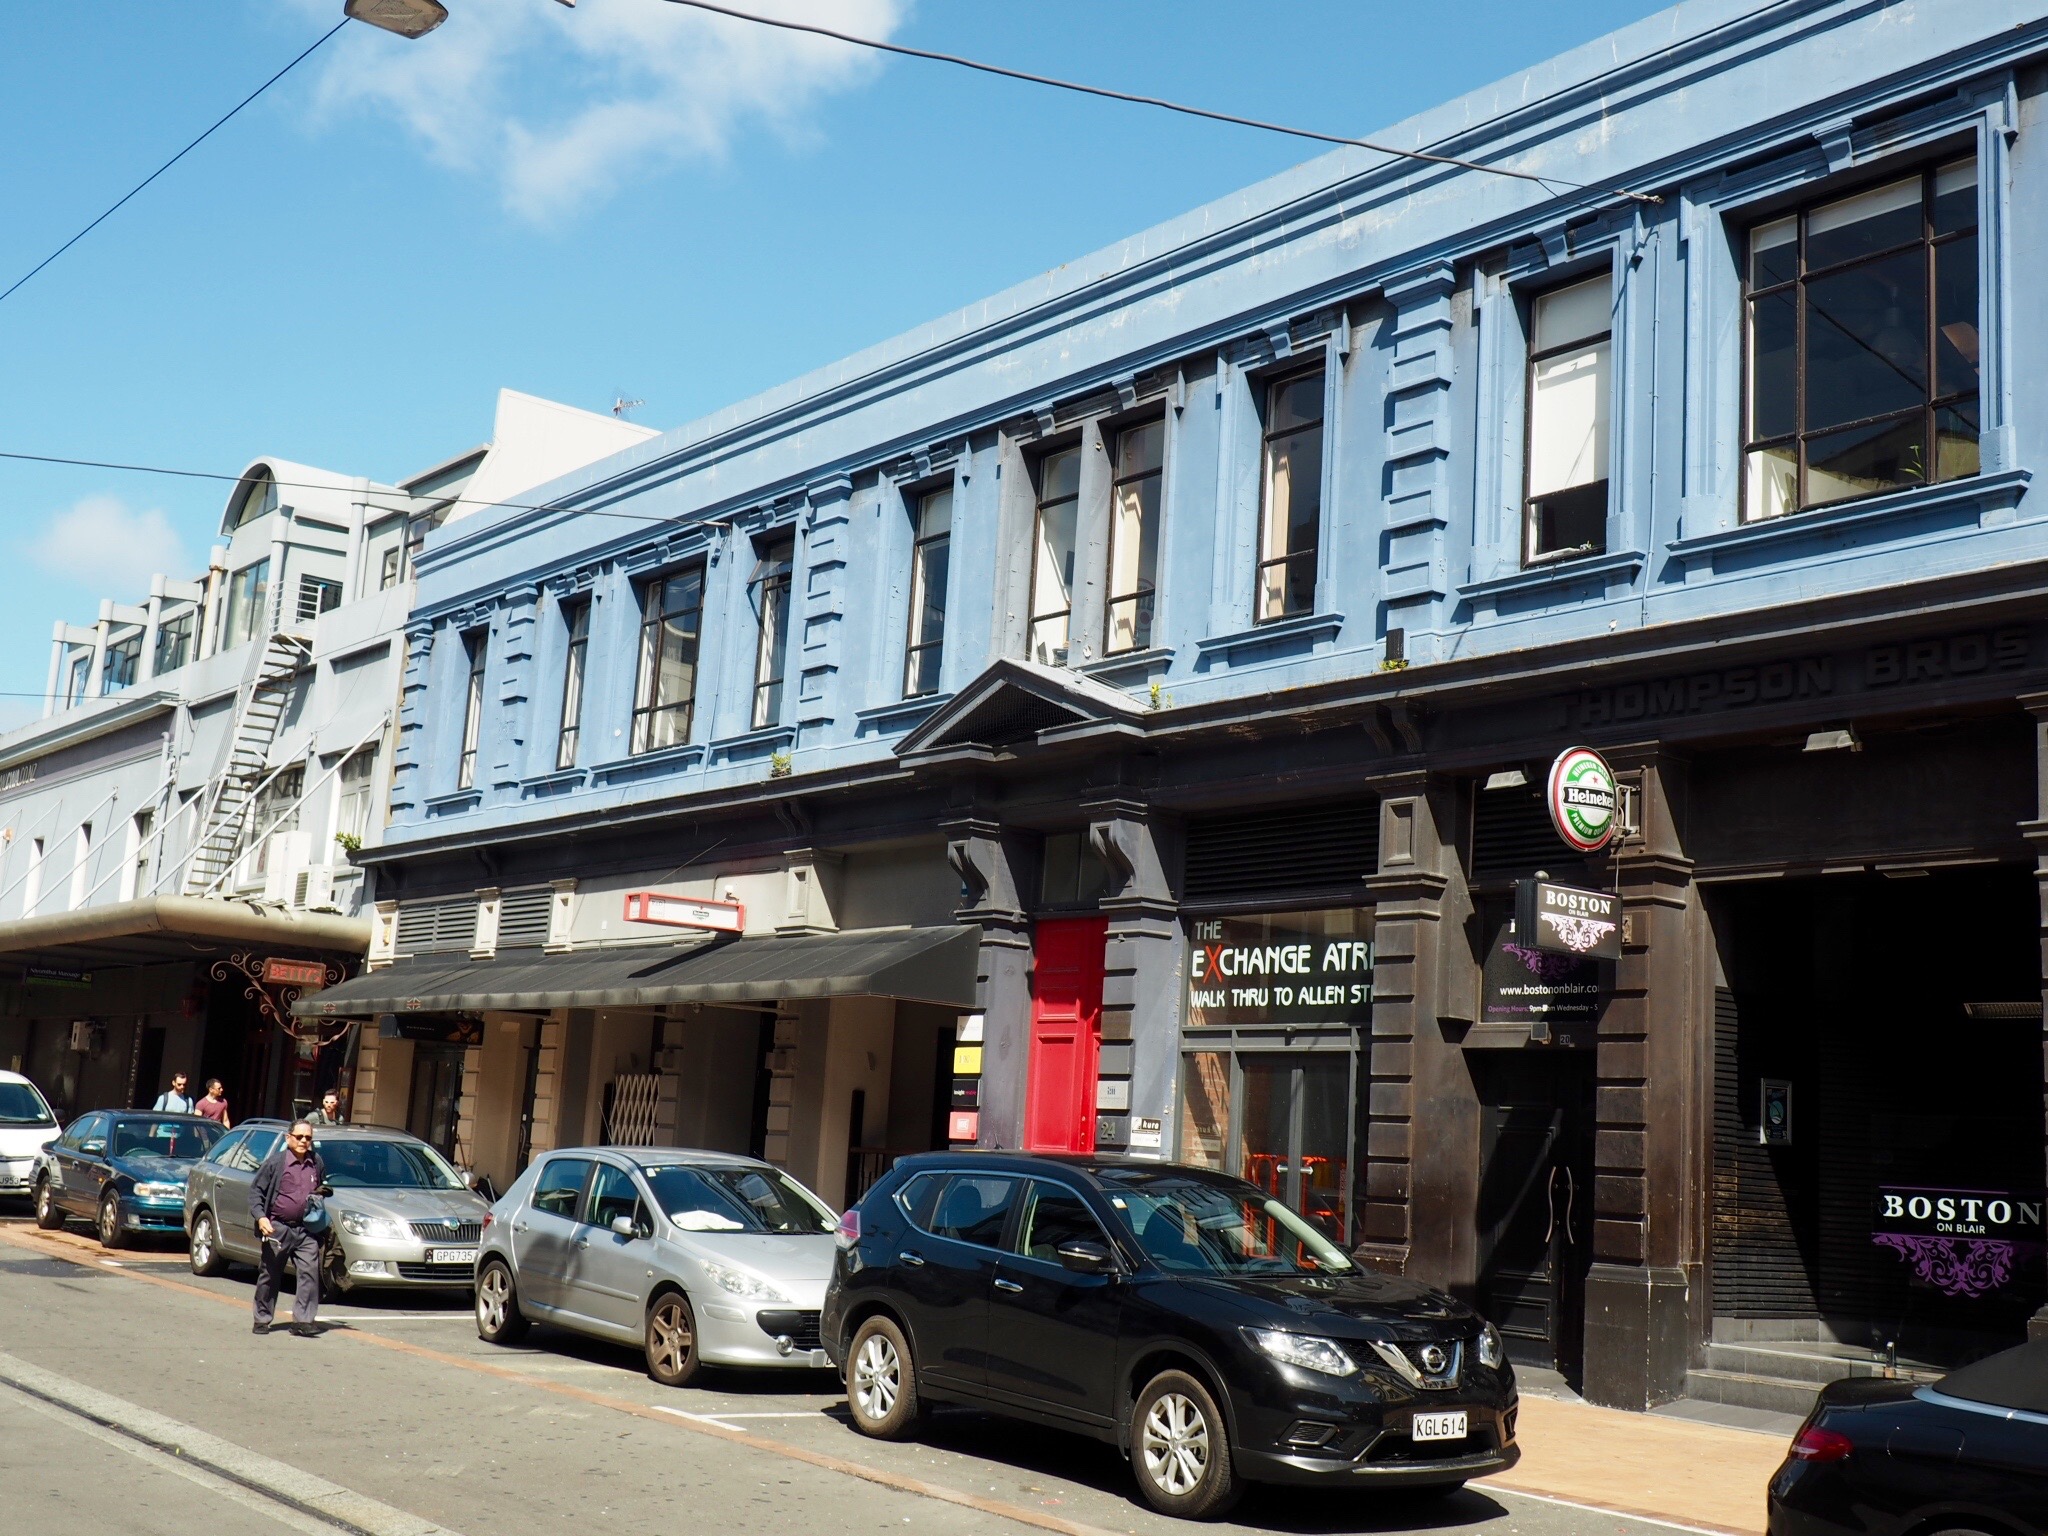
294,924,981,1017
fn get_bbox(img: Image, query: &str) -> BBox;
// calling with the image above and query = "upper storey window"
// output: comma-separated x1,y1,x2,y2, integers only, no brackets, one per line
1745,158,1979,520
1029,447,1081,666
1525,277,1612,562
555,600,590,771
631,566,704,754
750,536,795,731
1106,419,1163,654
456,629,486,792
903,486,951,698
223,559,270,648
1258,369,1323,621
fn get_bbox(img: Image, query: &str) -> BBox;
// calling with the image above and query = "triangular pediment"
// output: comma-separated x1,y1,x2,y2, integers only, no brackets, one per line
894,659,1145,759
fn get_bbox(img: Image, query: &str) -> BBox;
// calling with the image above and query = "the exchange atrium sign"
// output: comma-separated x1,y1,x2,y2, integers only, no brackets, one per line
1187,912,1373,1029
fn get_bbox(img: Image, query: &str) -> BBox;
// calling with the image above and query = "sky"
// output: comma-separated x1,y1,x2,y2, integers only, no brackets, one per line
0,0,1678,720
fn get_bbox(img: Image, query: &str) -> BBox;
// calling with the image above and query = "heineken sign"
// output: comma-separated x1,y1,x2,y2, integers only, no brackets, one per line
1546,746,1619,854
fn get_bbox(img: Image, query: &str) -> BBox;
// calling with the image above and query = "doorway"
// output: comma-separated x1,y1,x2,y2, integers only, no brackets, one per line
407,1043,466,1159
1024,917,1107,1153
1473,1051,1596,1381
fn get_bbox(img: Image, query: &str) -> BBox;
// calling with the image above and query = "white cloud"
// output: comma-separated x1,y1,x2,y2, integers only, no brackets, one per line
30,496,190,594
299,0,908,222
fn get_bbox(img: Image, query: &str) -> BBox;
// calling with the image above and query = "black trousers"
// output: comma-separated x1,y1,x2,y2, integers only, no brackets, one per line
252,1221,320,1328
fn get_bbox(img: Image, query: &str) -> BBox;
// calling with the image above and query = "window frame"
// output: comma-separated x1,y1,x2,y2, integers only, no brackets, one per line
153,611,194,675
902,484,952,698
1009,1176,1116,1267
1028,443,1083,666
224,559,271,648
456,628,487,791
629,564,706,755
1255,366,1327,623
101,634,142,695
555,599,590,771
529,1156,596,1221
1521,275,1614,565
749,535,796,731
1105,416,1165,655
1740,156,1980,523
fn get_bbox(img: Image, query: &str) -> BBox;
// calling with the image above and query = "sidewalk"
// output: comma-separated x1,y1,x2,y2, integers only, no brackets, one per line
1497,1392,1787,1535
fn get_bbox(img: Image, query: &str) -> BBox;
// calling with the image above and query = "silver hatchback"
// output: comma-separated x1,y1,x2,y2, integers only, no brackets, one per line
185,1121,490,1295
474,1147,839,1386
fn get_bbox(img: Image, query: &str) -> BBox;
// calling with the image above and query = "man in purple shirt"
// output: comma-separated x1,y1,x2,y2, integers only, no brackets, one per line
248,1120,328,1337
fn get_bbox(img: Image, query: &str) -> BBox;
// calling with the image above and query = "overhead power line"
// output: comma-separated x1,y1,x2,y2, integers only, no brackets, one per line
656,0,1660,206
0,19,348,311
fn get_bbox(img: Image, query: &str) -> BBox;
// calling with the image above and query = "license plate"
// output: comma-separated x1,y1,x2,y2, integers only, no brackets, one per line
427,1248,478,1266
1411,1411,1467,1442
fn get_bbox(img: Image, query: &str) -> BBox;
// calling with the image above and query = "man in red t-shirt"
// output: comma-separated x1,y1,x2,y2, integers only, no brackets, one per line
196,1079,230,1127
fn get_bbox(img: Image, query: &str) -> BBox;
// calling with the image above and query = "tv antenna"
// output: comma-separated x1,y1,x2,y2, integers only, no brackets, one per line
611,395,644,420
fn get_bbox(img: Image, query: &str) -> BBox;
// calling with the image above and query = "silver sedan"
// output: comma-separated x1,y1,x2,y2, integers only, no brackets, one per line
474,1147,838,1386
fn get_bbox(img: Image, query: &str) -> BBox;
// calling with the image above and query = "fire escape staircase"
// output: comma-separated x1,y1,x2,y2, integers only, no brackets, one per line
180,631,311,896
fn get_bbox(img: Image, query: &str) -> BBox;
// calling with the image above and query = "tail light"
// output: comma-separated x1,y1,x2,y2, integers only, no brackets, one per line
481,1211,493,1231
1788,1425,1854,1463
834,1209,860,1249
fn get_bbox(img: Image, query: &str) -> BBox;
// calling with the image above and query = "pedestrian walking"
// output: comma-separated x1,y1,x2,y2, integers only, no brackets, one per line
305,1091,345,1127
195,1079,231,1128
152,1072,196,1114
249,1119,327,1338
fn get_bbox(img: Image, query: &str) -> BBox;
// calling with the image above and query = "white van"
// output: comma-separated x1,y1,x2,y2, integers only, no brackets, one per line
0,1070,60,1198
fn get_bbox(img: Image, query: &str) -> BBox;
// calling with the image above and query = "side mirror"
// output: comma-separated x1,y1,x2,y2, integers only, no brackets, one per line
1057,1238,1117,1275
610,1215,637,1238
461,1169,477,1189
317,1184,334,1198
80,1141,105,1157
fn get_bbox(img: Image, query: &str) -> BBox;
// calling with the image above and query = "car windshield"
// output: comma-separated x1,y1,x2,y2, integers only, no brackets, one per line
0,1081,55,1127
109,1119,223,1161
318,1137,467,1190
641,1164,835,1235
1097,1168,1356,1277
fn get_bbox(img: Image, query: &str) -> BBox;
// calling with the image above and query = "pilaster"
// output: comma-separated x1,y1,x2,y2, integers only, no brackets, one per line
942,810,1033,1149
1085,790,1180,1153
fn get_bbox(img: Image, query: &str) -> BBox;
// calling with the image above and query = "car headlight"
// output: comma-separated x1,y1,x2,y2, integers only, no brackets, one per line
1476,1322,1505,1370
133,1182,184,1201
702,1262,789,1303
338,1211,410,1241
1243,1328,1358,1378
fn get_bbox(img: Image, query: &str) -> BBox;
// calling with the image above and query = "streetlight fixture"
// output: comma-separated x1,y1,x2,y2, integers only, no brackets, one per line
343,0,450,38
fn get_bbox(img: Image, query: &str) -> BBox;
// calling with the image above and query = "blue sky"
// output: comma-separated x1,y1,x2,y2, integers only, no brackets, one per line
0,0,1674,717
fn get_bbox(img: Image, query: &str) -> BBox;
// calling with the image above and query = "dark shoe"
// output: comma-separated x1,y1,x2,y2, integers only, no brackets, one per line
290,1323,320,1338
253,1322,269,1335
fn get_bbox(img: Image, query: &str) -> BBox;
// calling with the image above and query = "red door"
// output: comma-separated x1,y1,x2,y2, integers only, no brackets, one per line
1024,917,1108,1153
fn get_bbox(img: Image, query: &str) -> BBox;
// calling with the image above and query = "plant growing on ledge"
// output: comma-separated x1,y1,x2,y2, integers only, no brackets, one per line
333,831,363,854
768,750,793,779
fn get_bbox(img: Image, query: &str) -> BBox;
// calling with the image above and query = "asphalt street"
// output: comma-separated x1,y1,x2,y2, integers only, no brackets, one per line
0,1210,1714,1536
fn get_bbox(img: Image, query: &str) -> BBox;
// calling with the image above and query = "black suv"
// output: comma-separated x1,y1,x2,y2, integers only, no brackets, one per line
822,1152,1518,1519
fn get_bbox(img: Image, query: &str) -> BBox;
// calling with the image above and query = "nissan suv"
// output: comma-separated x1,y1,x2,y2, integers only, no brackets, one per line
822,1152,1518,1519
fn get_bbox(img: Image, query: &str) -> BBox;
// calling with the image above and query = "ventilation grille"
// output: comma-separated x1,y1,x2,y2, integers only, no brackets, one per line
394,895,478,955
497,886,553,949
1470,790,1583,885
1183,800,1379,905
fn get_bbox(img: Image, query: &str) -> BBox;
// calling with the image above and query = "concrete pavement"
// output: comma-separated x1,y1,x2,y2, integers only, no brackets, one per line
0,1214,1786,1536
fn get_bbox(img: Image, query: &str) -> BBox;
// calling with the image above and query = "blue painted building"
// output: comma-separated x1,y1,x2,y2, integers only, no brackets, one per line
316,1,2048,1410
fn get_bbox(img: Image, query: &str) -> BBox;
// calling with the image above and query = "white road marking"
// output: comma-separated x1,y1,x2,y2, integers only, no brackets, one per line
647,1402,743,1431
1496,1485,1746,1536
696,1410,833,1419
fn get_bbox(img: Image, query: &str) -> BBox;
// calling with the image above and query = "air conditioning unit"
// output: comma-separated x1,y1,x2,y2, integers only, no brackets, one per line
68,1019,102,1056
261,831,313,903
294,864,336,911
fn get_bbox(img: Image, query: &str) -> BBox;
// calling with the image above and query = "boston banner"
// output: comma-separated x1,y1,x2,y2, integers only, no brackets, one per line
1871,1184,2046,1300
1514,877,1623,962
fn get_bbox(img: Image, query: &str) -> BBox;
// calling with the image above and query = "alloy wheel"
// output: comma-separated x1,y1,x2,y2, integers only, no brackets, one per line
852,1332,900,1421
477,1266,510,1334
647,1297,694,1382
1140,1391,1211,1497
193,1216,212,1266
97,1193,125,1249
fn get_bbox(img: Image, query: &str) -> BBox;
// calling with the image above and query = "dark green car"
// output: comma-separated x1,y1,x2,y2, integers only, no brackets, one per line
33,1110,225,1248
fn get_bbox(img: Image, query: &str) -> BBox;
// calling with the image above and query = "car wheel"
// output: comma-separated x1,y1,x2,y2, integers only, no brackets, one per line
319,1240,353,1299
645,1291,702,1387
189,1208,228,1276
475,1260,530,1345
1131,1369,1240,1520
846,1315,922,1440
33,1177,65,1231
96,1192,127,1250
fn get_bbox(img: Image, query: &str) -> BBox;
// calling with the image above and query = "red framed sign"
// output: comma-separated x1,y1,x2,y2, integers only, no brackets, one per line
622,891,746,933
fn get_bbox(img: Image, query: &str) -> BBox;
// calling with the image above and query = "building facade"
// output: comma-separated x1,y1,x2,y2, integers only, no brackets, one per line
319,0,2048,1410
0,390,653,1127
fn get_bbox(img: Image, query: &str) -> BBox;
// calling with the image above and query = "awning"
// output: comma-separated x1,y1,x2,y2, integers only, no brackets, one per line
295,924,982,1017
0,895,369,972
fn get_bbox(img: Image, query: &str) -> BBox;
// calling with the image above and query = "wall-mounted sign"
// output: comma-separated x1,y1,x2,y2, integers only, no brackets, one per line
947,1110,979,1143
377,1013,485,1045
1759,1079,1792,1146
1129,1116,1163,1151
622,891,745,933
1480,916,1602,1037
1872,1185,2045,1299
1186,910,1373,1029
261,957,330,990
25,965,91,988
1546,747,1619,854
1515,878,1622,961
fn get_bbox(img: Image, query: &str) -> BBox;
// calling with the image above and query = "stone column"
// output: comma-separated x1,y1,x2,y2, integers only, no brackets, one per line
1582,746,1701,1408
2019,695,2048,1342
1359,772,1470,1283
942,812,1033,1149
1086,792,1180,1154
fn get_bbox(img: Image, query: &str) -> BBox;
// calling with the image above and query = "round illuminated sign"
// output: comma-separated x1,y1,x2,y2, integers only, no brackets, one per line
1546,747,1618,854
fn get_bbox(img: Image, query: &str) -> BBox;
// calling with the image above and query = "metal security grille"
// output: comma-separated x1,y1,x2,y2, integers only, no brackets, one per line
394,896,478,955
295,576,341,624
604,1073,661,1146
1182,800,1379,906
496,887,553,949
1469,789,1583,886
1712,987,1817,1319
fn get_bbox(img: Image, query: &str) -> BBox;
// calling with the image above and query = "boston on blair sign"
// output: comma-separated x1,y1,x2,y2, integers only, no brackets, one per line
1514,877,1622,962
1547,746,1619,854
